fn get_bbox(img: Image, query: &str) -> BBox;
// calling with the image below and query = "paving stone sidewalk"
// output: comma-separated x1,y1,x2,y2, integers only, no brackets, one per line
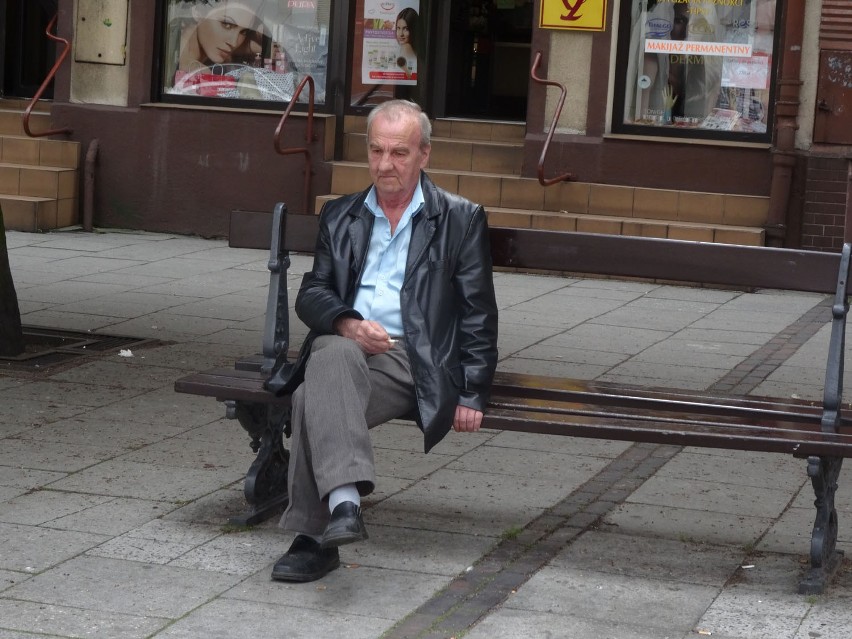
1,227,852,639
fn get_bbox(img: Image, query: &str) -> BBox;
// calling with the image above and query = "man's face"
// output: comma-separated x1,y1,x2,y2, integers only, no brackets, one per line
367,113,430,203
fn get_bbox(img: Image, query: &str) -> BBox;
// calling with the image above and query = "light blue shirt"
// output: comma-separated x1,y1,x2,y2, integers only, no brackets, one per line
352,182,425,337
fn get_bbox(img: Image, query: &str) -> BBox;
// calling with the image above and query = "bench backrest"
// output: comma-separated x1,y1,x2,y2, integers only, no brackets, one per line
272,205,845,295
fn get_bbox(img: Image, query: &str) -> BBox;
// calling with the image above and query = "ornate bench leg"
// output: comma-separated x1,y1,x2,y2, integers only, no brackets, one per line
225,400,290,526
799,455,845,594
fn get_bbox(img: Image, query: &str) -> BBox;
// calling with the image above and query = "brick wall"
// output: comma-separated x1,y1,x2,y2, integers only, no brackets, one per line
800,156,849,251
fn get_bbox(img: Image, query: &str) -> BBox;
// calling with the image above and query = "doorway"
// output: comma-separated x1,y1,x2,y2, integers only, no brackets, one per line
2,0,58,99
440,0,533,121
345,0,533,122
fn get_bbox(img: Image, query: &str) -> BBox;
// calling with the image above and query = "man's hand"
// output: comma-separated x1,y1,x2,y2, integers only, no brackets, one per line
334,317,393,354
453,405,483,432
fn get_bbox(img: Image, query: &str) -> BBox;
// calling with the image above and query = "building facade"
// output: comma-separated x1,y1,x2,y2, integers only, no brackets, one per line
1,0,849,249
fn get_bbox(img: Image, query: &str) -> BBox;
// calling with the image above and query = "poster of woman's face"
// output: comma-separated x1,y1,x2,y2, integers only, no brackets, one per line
362,0,420,86
162,0,330,103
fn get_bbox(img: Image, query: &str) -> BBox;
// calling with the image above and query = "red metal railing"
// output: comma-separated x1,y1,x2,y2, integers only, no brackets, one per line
529,51,572,186
23,13,72,138
273,75,316,213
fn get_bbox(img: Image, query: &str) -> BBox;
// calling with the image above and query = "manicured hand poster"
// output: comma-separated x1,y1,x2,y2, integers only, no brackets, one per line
361,0,420,86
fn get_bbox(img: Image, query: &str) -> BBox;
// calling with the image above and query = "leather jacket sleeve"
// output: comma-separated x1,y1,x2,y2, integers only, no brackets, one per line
294,201,364,334
453,205,498,411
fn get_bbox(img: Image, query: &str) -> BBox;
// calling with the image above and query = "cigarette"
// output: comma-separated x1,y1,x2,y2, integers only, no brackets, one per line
387,338,397,344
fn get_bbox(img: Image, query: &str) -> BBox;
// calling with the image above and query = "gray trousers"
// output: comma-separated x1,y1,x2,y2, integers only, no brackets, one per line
279,335,416,536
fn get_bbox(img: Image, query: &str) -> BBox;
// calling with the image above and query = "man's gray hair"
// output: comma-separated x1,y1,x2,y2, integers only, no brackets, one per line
366,100,432,149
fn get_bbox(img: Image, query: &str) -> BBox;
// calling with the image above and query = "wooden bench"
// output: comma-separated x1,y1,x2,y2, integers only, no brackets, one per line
175,202,852,594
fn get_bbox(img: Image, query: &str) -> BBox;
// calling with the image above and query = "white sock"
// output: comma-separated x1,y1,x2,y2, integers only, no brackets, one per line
328,483,361,514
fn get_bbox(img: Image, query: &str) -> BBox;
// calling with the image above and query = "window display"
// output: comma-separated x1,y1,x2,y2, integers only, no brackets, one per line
161,0,330,104
618,0,777,136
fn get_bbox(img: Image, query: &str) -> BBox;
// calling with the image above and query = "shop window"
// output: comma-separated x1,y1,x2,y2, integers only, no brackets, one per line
158,0,331,105
613,0,779,140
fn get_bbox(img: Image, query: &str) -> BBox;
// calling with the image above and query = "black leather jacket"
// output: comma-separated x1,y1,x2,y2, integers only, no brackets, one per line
281,172,498,452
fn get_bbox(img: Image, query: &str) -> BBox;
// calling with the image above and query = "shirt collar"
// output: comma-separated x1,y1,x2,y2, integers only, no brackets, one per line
365,178,425,220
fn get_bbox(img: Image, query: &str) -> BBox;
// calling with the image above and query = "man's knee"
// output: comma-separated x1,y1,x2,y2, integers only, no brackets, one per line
310,335,364,362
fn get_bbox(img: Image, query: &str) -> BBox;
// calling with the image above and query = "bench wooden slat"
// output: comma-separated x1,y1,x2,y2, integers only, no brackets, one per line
484,407,852,457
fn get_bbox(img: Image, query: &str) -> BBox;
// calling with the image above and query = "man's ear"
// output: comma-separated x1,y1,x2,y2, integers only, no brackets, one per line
420,145,431,169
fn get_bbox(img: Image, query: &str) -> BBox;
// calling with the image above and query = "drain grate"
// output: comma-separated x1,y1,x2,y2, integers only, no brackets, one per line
0,327,164,373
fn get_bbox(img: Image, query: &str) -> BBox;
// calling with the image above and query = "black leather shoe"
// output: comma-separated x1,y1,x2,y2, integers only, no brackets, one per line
271,534,340,582
321,501,368,548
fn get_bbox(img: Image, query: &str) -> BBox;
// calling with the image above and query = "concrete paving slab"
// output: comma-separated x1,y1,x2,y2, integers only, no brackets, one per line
0,489,112,526
466,607,685,639
123,342,253,370
16,309,129,332
167,528,288,576
593,306,707,332
53,292,207,319
119,434,251,474
372,447,456,480
556,530,742,587
794,596,852,639
47,361,183,391
73,271,177,287
497,356,612,379
79,388,222,429
342,523,497,574
49,459,241,502
0,437,120,473
18,274,127,304
46,497,174,536
544,323,672,355
225,562,448,621
29,257,148,278
4,555,242,618
648,285,740,304
677,327,777,345
603,502,774,547
625,475,795,519
0,466,66,490
0,398,86,431
486,431,633,457
504,566,718,633
656,450,806,491
18,413,198,451
695,586,810,638
514,343,629,366
0,522,108,572
0,598,169,639
0,380,141,416
162,486,254,525
693,309,812,333
151,598,391,639
369,492,544,538
446,444,613,483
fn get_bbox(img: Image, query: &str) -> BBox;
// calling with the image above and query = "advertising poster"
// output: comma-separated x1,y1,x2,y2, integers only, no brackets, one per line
162,0,329,104
361,0,420,86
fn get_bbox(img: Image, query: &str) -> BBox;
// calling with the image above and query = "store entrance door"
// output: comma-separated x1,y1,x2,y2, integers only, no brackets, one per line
439,0,533,121
1,0,58,99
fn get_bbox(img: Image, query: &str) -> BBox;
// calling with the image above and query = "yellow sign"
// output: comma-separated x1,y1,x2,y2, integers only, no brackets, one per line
540,0,607,32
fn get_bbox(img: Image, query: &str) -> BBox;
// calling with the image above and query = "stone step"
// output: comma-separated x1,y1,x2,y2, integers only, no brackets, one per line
0,135,81,169
343,131,524,175
0,108,52,136
325,162,769,230
343,114,525,141
0,163,78,199
0,194,77,232
313,194,765,246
